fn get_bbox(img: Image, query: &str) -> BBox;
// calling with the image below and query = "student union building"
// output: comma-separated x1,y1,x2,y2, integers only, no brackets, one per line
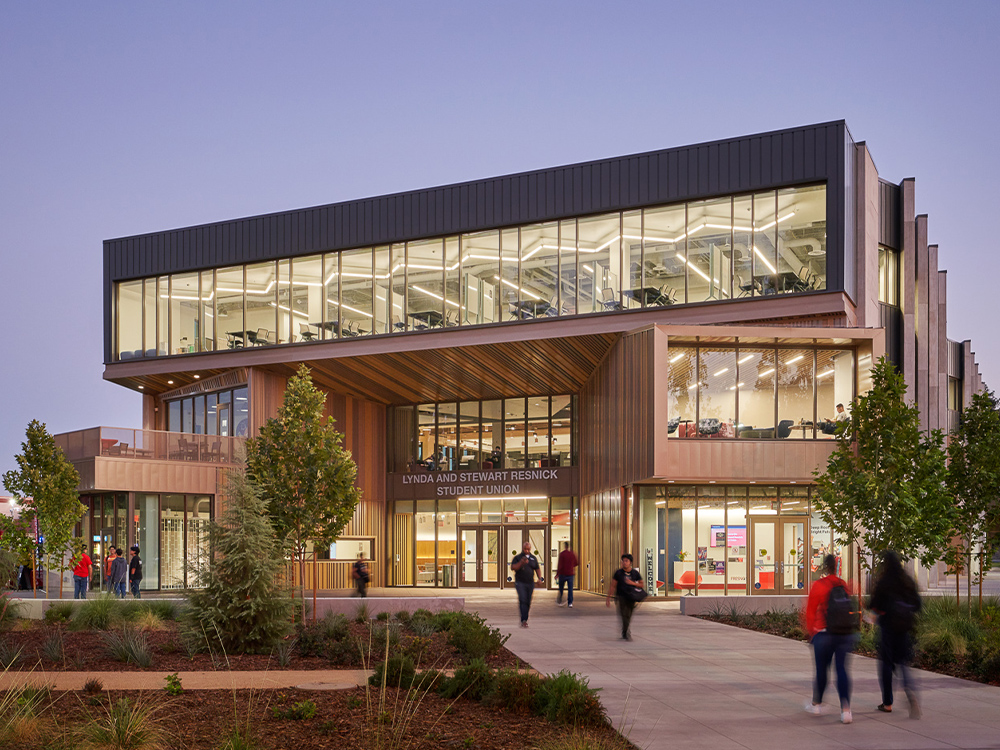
55,121,987,597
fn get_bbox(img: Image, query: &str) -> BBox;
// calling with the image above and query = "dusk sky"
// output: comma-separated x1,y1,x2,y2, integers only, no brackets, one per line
1,2,997,476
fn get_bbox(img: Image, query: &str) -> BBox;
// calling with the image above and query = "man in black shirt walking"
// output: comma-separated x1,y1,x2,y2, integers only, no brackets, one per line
511,541,543,628
128,546,143,599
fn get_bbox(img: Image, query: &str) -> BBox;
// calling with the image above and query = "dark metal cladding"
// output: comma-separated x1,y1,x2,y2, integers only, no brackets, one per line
102,121,851,362
879,179,901,250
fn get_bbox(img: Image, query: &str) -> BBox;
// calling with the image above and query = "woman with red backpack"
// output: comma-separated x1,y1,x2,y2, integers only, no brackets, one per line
805,554,857,724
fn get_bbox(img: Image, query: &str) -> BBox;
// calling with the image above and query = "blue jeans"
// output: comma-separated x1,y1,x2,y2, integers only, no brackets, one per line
114,581,127,598
514,581,534,623
73,575,88,599
558,574,574,605
130,580,141,599
878,626,915,706
812,631,856,707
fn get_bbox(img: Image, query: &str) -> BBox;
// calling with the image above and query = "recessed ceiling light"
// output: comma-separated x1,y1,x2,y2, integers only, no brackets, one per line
138,386,144,390
194,375,200,379
167,380,174,385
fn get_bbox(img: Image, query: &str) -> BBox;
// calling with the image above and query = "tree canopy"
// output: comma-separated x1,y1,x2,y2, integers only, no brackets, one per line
245,364,361,618
945,388,1000,587
2,420,84,596
813,356,953,572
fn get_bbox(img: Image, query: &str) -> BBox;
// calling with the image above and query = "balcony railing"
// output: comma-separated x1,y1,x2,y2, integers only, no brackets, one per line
55,427,244,464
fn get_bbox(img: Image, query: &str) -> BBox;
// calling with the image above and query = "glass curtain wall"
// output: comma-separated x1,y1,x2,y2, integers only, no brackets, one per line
639,485,820,596
390,395,575,471
115,185,827,359
668,344,856,439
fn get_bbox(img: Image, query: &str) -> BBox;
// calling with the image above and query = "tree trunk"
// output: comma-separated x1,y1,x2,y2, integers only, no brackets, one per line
956,556,960,607
312,548,318,623
31,548,37,599
58,546,64,600
979,552,984,610
967,549,972,616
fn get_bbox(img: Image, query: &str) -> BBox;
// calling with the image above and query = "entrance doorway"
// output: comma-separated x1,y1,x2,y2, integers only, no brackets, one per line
459,527,500,587
503,526,548,587
750,517,808,594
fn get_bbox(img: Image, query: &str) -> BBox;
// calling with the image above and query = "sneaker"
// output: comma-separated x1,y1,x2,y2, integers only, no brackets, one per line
568,603,573,608
909,699,921,720
520,621,528,628
558,601,566,607
841,709,853,724
804,702,823,715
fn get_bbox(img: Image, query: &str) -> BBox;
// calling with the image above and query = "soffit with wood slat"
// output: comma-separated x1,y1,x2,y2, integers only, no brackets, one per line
258,334,619,404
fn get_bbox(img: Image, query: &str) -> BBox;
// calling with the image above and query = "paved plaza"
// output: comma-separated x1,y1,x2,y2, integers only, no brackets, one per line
467,589,1000,750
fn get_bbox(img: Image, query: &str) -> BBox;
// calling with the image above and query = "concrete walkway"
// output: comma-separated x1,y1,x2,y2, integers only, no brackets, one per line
466,589,1000,750
0,669,370,692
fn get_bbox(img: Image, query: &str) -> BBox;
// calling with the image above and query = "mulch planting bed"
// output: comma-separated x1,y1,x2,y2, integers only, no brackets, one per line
696,614,1000,687
24,687,633,750
2,620,522,673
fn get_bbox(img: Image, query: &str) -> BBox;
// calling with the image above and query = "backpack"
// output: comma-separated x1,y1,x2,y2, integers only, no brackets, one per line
886,596,918,633
825,584,858,634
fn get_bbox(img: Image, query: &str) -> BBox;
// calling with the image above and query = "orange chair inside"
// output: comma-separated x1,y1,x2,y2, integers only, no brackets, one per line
676,570,702,594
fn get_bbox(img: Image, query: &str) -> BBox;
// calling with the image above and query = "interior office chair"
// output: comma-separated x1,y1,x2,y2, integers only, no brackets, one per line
299,323,316,341
392,315,406,332
254,328,268,346
776,420,795,439
266,330,278,346
601,288,623,311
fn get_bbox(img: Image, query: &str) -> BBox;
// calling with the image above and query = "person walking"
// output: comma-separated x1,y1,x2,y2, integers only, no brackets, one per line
109,547,128,599
607,553,644,640
104,546,117,593
556,542,578,607
805,554,857,724
128,546,143,599
352,552,369,597
71,544,92,600
868,550,921,718
511,540,542,628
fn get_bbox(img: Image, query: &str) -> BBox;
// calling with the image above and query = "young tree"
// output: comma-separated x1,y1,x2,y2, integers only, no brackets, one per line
185,469,292,653
945,388,1000,608
813,357,954,578
2,420,84,598
245,364,362,621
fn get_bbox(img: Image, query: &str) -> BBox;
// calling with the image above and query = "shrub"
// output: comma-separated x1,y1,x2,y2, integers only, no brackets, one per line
411,616,438,638
404,635,431,662
41,631,65,663
376,611,390,622
271,700,317,721
536,671,606,727
0,639,24,669
446,612,510,661
415,669,447,693
319,612,350,641
370,655,416,688
164,673,183,696
101,627,153,668
295,613,349,658
84,697,165,750
73,594,124,631
440,658,495,701
369,622,401,655
354,602,370,623
275,638,296,667
433,610,463,632
395,610,412,625
142,600,180,621
84,677,104,695
44,602,75,624
0,593,23,631
485,668,543,713
329,639,361,666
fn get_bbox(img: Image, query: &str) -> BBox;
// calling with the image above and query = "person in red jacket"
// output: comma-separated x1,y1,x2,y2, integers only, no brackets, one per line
556,542,578,607
805,554,856,724
71,544,92,600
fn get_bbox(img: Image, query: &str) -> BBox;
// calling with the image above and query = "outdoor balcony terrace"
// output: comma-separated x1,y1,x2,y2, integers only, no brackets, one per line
55,427,244,465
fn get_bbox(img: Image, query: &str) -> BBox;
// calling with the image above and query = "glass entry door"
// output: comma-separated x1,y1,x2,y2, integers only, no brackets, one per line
503,526,548,588
459,527,500,587
750,517,808,594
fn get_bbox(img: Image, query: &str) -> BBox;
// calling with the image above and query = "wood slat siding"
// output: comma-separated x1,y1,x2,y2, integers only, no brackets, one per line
76,458,221,494
290,561,379,591
578,488,623,595
104,122,851,363
657,441,838,484
579,329,655,498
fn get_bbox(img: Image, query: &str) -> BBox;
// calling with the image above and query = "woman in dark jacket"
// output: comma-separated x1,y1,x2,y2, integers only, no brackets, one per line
868,550,921,718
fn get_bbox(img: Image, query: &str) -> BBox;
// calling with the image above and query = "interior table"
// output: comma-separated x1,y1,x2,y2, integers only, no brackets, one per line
408,310,445,328
624,287,667,306
512,300,552,318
